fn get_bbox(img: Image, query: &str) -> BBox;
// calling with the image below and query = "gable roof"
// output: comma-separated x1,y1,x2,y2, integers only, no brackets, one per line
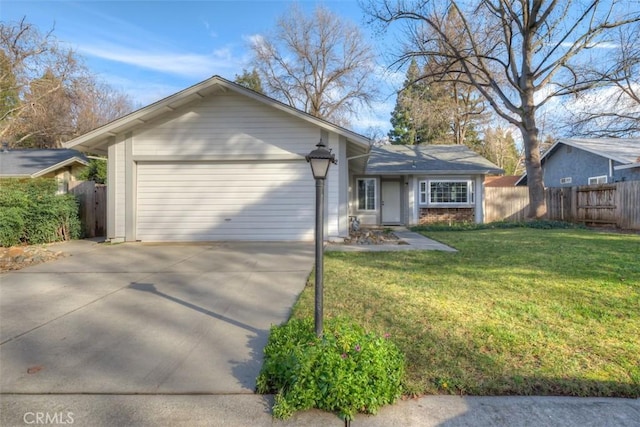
515,138,640,185
63,75,371,156
0,149,88,178
365,144,503,175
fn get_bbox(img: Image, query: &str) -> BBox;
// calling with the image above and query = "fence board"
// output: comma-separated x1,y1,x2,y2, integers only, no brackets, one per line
69,181,106,237
484,187,529,222
617,181,640,229
484,182,640,230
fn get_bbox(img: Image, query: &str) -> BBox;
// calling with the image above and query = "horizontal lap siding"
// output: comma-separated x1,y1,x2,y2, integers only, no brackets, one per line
136,162,315,241
133,92,318,157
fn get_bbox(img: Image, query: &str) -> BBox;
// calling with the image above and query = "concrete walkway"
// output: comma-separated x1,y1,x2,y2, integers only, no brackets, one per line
1,394,638,426
327,229,457,252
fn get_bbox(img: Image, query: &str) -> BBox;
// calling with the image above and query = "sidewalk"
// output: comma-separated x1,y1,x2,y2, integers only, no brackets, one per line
1,394,638,426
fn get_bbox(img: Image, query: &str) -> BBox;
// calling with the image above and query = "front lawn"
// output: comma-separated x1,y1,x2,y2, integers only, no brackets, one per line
290,228,640,397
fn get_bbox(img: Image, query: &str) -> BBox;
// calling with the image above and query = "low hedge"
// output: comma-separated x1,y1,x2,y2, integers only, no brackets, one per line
0,178,81,246
412,219,586,232
257,317,405,420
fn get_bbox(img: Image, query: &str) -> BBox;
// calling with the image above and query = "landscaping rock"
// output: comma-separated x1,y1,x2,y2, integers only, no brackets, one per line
342,228,403,245
0,245,66,272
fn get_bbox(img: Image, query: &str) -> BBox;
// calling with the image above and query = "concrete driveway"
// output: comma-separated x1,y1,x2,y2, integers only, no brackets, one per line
0,241,314,394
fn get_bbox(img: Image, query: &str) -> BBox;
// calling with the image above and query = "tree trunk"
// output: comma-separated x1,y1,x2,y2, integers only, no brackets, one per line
520,113,547,219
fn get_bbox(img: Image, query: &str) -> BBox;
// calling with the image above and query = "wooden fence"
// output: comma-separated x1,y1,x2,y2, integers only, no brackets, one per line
485,186,530,222
484,181,640,230
69,181,106,237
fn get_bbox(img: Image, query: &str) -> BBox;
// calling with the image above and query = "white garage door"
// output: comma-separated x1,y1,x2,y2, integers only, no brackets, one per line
136,161,315,241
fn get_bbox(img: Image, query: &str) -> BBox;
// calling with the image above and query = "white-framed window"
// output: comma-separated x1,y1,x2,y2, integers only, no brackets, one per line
588,175,607,185
560,177,572,184
356,178,376,211
56,177,69,194
419,180,474,205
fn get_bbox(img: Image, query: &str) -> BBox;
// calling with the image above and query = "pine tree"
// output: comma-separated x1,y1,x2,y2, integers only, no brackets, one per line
388,59,452,145
234,68,263,94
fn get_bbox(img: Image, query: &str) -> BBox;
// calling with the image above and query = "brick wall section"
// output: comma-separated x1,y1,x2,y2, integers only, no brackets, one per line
419,208,475,224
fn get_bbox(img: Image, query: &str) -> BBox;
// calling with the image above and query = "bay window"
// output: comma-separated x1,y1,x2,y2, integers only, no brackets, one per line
419,180,474,205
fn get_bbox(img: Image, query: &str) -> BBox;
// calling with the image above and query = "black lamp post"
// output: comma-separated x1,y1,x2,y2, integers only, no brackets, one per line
306,138,336,337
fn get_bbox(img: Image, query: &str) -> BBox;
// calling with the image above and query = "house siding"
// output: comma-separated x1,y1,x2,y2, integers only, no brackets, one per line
108,90,347,242
326,132,345,240
133,91,318,157
542,145,640,186
614,163,640,182
107,138,126,241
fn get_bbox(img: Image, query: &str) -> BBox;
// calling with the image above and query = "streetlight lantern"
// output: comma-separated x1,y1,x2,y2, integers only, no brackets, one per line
306,138,336,337
306,139,336,179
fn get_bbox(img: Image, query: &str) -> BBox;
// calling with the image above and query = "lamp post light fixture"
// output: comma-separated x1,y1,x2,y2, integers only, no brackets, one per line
305,138,336,337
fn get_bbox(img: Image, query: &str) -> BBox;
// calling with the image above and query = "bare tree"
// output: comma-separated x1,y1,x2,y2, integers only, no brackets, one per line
367,1,640,218
569,22,640,137
1,17,133,148
249,4,377,126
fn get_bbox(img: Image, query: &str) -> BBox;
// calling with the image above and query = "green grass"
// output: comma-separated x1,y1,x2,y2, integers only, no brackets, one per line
290,228,640,397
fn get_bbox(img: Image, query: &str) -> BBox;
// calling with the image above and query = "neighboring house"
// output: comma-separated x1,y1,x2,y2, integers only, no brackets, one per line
516,138,640,187
355,145,503,226
64,75,501,243
484,175,521,187
0,147,88,193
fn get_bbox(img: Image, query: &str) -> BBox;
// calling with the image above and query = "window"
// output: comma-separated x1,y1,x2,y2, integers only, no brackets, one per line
56,177,69,194
588,175,607,185
357,178,376,210
420,180,474,205
560,177,572,184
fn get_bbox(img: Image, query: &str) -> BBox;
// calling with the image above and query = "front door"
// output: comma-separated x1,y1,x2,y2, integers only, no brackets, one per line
381,181,401,224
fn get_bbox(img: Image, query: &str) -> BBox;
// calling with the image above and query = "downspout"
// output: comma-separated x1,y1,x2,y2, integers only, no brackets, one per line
609,159,613,182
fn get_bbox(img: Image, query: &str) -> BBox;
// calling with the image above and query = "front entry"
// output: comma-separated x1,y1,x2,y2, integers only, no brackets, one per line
381,181,401,224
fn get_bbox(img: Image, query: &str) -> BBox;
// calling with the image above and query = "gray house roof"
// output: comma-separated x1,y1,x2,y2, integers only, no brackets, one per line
515,138,640,185
0,149,88,178
365,144,503,175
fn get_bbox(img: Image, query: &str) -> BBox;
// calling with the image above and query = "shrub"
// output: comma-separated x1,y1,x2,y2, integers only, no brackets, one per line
257,317,405,420
0,178,81,246
411,220,585,232
0,207,25,246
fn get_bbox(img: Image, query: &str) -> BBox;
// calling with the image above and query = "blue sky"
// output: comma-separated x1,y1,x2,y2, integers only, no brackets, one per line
2,0,401,135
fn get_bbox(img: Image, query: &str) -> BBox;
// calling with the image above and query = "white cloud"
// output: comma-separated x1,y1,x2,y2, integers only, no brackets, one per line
559,41,620,49
77,43,239,79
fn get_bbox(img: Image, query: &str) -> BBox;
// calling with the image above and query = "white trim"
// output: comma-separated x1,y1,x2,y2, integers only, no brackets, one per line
614,162,640,171
356,177,377,211
30,157,89,178
560,177,572,184
131,154,305,162
419,179,474,206
588,175,608,185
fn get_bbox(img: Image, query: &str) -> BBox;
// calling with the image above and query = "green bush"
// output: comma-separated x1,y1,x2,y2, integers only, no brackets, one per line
257,317,405,420
77,158,107,184
412,220,585,232
0,207,25,246
0,178,81,246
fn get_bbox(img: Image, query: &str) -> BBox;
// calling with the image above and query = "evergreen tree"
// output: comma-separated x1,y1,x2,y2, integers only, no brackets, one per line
388,59,454,145
234,68,263,93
